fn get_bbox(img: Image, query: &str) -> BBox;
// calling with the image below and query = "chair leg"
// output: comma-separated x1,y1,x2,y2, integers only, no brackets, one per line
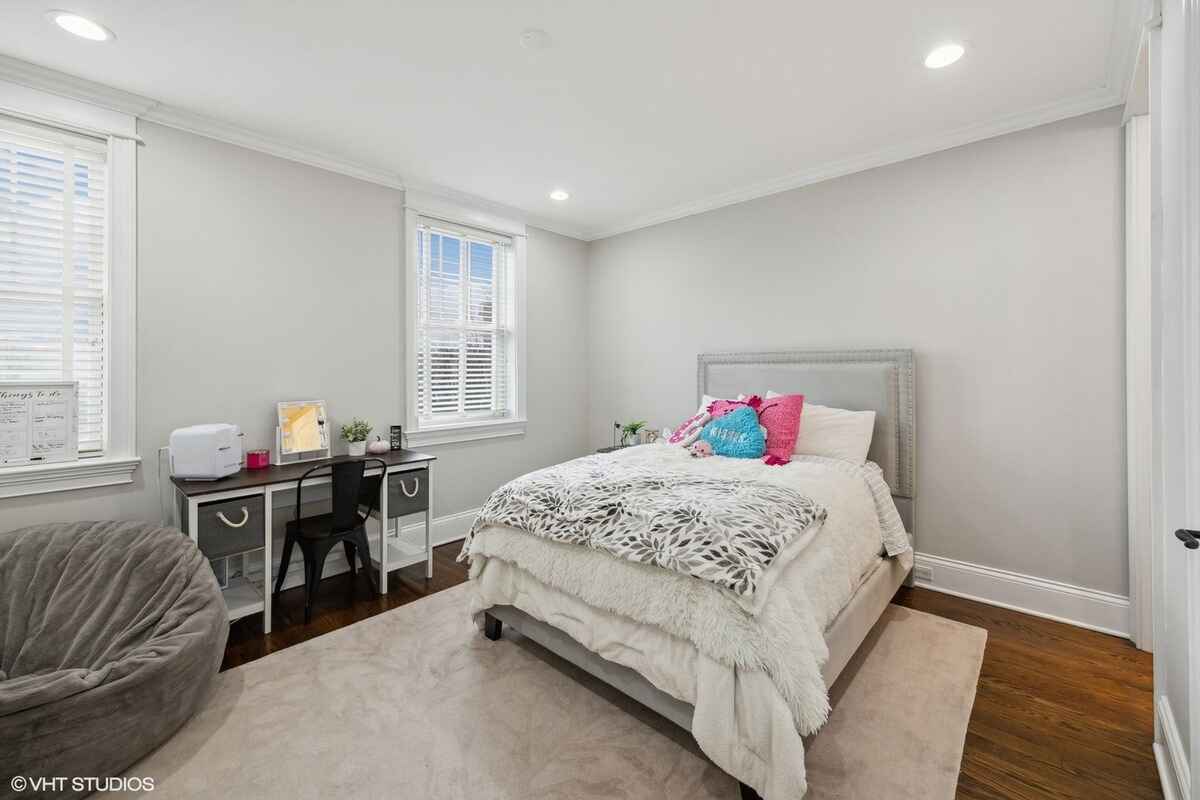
343,540,357,577
299,541,317,624
300,539,335,624
352,528,378,594
272,532,295,598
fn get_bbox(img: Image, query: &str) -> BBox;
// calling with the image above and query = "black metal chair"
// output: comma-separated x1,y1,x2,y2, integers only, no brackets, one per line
272,457,385,623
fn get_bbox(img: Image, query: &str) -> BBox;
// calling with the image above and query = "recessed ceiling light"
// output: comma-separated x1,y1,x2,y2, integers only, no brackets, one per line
924,43,964,69
520,28,552,51
549,189,569,201
47,10,114,41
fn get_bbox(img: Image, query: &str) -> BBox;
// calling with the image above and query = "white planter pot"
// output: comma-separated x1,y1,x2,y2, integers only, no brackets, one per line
347,440,367,457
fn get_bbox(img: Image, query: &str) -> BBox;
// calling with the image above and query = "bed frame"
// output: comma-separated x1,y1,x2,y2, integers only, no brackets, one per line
481,348,916,800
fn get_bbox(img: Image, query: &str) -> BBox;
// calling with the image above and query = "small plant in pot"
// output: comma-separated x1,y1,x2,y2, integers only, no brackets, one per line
341,418,372,457
620,420,647,447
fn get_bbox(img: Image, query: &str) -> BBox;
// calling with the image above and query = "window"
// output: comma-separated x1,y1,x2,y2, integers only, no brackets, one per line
0,117,108,453
404,194,526,445
0,92,137,498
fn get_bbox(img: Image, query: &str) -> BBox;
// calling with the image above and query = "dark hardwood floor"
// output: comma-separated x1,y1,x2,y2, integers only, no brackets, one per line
221,543,468,670
225,545,1161,799
893,587,1160,800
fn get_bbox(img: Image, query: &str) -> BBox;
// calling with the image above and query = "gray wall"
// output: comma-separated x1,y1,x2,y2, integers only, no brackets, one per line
0,122,590,531
1,110,1127,597
586,108,1127,595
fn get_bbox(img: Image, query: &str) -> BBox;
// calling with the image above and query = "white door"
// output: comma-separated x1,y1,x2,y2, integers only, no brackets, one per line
1151,2,1200,798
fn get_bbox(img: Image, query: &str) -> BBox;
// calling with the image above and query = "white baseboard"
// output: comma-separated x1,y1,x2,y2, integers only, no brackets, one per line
913,552,1131,638
393,505,477,547
1156,696,1190,800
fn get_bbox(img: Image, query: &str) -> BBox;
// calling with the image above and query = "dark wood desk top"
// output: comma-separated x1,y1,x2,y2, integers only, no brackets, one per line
171,449,435,498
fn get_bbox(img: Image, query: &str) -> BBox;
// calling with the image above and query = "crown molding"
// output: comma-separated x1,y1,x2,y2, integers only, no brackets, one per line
0,53,588,241
0,21,1143,247
139,104,406,190
583,86,1123,241
1107,0,1154,105
581,0,1147,241
0,53,158,116
401,178,589,241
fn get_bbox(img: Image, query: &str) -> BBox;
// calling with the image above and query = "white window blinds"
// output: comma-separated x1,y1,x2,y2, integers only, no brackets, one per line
0,117,108,454
414,218,514,425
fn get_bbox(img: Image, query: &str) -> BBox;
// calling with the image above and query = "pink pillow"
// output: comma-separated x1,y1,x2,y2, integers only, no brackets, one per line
757,393,805,465
668,409,710,446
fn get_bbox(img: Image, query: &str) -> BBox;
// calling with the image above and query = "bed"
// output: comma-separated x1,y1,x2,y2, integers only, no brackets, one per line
463,349,915,799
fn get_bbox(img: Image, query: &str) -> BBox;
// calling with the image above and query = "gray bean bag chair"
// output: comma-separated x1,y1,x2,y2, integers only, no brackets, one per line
0,521,228,799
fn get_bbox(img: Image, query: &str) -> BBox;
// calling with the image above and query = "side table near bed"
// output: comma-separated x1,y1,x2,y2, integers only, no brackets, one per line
170,449,435,633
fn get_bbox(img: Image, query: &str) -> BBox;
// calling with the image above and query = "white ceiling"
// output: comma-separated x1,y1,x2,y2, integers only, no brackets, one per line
0,1,1142,240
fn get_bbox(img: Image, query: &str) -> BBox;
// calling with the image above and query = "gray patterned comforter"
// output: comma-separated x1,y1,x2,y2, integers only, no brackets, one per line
461,453,827,597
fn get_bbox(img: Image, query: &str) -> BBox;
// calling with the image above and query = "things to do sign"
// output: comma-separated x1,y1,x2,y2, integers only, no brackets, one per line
0,382,79,466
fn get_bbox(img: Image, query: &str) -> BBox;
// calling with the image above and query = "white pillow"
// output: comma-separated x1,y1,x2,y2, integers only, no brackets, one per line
766,391,876,464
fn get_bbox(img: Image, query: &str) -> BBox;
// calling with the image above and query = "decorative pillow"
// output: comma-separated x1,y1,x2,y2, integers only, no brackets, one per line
668,409,710,446
707,394,762,420
670,394,750,447
767,391,876,464
699,405,766,459
756,393,805,465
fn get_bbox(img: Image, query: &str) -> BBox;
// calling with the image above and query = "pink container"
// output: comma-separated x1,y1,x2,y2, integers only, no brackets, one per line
246,449,270,470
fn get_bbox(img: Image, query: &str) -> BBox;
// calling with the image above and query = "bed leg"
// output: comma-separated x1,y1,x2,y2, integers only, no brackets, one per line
738,783,762,800
483,612,502,641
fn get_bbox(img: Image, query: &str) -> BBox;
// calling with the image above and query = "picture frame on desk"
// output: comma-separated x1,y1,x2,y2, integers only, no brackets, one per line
272,399,331,465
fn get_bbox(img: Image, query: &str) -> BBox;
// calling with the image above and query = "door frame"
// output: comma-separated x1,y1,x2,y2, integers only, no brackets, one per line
1151,0,1200,797
1127,107,1153,651
1182,0,1200,794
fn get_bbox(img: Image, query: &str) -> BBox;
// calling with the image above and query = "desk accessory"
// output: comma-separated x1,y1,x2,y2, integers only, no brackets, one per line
245,449,270,470
170,424,243,480
390,425,403,451
341,417,372,457
367,436,389,455
273,400,330,465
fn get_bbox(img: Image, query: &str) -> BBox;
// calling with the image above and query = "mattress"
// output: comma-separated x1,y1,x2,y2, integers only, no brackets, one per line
471,549,902,710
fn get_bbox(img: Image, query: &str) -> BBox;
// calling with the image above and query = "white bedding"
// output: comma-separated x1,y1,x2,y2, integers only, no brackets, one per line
463,445,911,798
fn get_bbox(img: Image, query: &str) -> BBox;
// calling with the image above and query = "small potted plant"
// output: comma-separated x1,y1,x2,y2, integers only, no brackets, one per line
620,420,647,447
341,418,372,457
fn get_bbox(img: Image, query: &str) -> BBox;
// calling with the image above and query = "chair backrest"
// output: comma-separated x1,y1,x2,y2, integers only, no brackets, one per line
295,458,388,534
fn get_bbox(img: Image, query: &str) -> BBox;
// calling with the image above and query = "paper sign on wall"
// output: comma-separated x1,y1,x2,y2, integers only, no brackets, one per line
0,382,79,466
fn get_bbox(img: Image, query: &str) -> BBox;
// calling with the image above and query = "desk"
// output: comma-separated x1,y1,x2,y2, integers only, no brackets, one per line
171,449,435,633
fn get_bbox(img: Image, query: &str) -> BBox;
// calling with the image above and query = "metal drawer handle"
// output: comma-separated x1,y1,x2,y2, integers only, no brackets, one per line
398,477,420,498
216,507,250,528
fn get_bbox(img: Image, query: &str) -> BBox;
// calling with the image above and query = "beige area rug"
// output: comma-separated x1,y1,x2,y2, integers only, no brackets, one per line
119,584,985,799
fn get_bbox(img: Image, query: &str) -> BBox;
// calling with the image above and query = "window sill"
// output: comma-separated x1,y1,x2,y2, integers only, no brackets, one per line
407,418,527,447
0,455,142,500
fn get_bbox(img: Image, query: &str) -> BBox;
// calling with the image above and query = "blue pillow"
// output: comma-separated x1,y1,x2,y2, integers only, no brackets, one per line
699,406,765,459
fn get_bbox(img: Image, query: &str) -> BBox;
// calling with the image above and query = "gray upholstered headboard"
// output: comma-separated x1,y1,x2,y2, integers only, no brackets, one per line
697,349,916,535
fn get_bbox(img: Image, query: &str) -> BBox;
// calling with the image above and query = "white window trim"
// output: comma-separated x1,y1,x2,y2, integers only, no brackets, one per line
403,190,527,447
0,82,139,499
